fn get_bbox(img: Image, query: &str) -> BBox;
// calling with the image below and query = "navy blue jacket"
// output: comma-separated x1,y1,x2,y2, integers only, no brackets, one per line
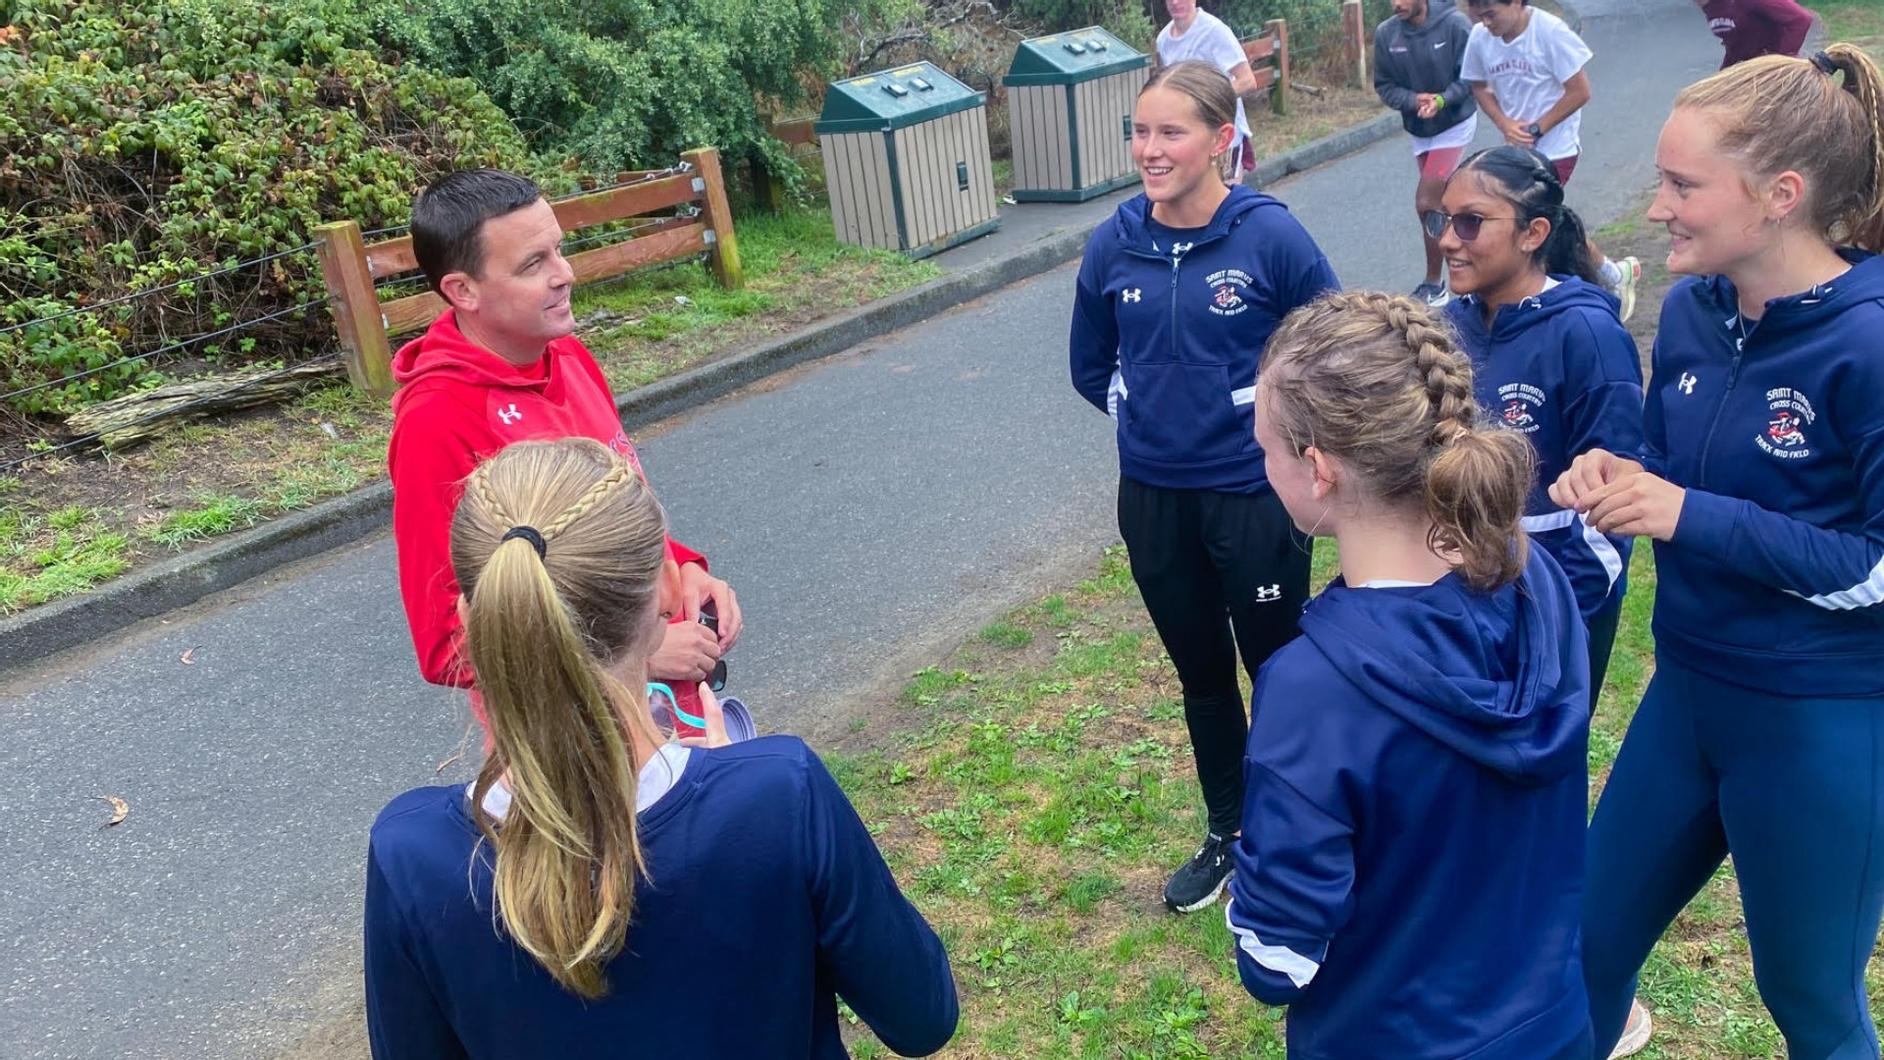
364,737,958,1059
1647,251,1884,695
1227,547,1591,1059
1070,186,1340,493
1448,277,1645,620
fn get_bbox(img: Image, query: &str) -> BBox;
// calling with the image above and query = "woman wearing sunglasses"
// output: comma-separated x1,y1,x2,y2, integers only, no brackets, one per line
1433,145,1645,698
363,438,958,1059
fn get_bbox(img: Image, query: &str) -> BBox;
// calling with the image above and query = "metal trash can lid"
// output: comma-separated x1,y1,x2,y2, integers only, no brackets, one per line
1003,27,1147,87
816,61,985,135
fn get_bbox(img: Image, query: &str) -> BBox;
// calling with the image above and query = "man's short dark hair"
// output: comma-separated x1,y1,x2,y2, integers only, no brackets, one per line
410,169,543,295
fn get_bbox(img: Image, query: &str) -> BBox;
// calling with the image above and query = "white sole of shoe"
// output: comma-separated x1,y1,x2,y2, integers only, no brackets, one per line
1608,1003,1653,1058
1167,873,1230,914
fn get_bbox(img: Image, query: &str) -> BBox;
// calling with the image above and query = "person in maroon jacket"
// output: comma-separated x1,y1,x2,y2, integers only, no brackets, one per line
387,169,740,726
1695,0,1815,68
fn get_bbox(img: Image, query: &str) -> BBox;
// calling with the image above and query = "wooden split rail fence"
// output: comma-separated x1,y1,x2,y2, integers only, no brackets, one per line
314,146,742,398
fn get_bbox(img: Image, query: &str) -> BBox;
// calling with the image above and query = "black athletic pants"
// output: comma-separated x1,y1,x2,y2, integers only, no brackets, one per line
1118,476,1312,837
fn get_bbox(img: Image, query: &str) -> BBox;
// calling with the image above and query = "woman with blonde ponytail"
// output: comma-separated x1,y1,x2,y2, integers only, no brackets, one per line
1553,45,1884,1060
363,439,957,1058
1224,292,1593,1059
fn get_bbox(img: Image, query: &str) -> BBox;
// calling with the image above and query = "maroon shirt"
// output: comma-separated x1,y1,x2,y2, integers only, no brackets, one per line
1700,0,1814,68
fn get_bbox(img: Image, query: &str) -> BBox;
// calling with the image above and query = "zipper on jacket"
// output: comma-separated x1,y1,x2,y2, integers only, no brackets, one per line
1169,251,1182,359
1694,320,1752,490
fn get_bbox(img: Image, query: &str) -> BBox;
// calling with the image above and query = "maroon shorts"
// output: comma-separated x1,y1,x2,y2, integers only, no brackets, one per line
1417,145,1467,182
1551,155,1579,185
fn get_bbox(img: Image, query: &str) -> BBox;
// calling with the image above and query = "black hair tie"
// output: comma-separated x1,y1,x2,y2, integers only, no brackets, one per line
1812,50,1839,75
501,525,548,559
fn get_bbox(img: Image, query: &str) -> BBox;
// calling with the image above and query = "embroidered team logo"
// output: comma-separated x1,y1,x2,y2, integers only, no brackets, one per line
1122,287,1142,303
1755,387,1816,460
496,403,523,425
1205,268,1252,317
1678,372,1697,395
1254,584,1282,603
1496,382,1546,434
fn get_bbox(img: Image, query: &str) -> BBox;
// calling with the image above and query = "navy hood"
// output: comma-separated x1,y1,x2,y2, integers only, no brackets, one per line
1110,184,1280,254
1687,248,1884,334
1452,274,1619,345
1296,548,1588,785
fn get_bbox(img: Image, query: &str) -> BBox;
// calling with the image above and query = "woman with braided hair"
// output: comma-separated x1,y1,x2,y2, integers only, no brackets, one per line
1553,45,1884,1060
362,438,957,1058
1224,292,1594,1059
1437,144,1646,699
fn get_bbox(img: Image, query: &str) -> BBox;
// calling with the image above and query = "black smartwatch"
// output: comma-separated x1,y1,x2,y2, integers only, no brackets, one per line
1524,122,1544,139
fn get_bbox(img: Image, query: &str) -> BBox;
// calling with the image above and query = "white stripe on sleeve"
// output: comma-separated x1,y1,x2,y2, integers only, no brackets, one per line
1224,904,1321,989
1789,554,1884,611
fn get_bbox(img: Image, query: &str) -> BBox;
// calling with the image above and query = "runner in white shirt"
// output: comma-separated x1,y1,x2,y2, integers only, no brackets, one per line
1157,0,1258,182
1462,0,1642,319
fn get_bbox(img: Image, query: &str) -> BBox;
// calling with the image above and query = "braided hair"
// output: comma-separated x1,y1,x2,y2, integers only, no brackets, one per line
1260,291,1536,590
450,438,670,999
1452,146,1601,285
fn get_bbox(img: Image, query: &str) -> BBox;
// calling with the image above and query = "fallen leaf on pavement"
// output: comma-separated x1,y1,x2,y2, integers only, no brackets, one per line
179,647,197,665
97,795,129,827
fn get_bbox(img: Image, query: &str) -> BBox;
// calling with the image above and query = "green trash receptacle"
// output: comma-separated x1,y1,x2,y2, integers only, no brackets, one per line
816,62,999,259
1003,27,1148,203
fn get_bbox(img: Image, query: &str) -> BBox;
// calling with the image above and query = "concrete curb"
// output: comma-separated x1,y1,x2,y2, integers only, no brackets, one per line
0,108,1403,676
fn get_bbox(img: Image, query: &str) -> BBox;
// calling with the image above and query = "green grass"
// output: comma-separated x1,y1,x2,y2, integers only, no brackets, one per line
830,542,1881,1058
1805,1,1884,48
0,506,131,612
146,494,269,549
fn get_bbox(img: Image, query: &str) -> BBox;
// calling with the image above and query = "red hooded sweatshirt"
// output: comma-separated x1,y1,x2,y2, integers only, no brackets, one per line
386,311,707,704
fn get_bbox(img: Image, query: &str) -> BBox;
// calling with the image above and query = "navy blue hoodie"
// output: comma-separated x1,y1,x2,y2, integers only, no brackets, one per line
364,737,958,1059
1226,546,1591,1059
1070,186,1340,493
1447,277,1645,621
1647,251,1884,696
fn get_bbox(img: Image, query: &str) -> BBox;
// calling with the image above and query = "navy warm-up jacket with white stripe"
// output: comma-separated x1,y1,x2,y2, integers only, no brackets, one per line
1647,252,1884,695
1069,186,1339,494
1226,547,1591,1059
1447,277,1645,621
364,737,958,1059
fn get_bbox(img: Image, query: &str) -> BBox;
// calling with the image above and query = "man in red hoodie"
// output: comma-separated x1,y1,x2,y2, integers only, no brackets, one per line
387,169,739,720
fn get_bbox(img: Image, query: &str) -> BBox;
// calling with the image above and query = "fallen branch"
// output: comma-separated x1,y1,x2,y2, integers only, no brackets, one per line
1292,81,1328,97
63,359,344,452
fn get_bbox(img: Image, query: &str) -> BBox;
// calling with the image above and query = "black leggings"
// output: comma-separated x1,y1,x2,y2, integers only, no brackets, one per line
1118,477,1312,836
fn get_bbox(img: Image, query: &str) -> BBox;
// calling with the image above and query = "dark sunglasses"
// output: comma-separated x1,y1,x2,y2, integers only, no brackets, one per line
1422,209,1518,242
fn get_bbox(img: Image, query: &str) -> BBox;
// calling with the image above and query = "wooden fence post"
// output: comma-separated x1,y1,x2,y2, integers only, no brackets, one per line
681,147,744,290
312,220,395,398
1267,18,1290,117
1343,0,1368,89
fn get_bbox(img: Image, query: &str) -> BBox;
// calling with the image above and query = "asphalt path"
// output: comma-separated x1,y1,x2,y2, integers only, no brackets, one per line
0,4,1719,1056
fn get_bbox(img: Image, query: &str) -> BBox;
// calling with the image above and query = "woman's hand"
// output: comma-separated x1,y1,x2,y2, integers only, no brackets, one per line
679,683,731,748
1549,449,1644,511
1579,471,1687,541
678,562,742,652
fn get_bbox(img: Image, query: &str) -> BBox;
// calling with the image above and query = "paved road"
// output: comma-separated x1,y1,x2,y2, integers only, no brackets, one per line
0,4,1718,1056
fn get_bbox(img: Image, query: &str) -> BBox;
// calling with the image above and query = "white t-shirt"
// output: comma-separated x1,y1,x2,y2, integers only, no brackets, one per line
1156,10,1253,149
1460,8,1593,161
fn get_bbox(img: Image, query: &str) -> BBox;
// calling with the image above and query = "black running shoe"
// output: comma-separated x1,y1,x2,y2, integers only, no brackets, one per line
1412,280,1452,307
1164,832,1234,913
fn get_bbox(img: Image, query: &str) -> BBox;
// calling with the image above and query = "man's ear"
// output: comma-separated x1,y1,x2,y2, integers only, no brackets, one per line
438,271,477,314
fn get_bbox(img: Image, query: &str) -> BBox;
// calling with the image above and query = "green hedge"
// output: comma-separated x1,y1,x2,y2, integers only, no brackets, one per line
0,0,532,414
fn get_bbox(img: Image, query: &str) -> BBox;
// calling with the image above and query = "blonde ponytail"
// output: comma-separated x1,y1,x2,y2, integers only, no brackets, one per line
451,439,669,998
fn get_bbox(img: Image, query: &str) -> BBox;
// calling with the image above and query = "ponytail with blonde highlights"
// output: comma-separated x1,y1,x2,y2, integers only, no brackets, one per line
450,438,670,998
1676,44,1884,251
1261,291,1536,591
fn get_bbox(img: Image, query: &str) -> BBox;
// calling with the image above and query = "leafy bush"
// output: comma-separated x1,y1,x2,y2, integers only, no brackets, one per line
0,0,532,414
370,0,907,187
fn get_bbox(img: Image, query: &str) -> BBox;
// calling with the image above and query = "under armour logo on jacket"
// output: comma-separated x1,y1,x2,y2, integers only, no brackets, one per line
1255,585,1282,603
1122,288,1142,303
1678,373,1697,395
497,403,523,425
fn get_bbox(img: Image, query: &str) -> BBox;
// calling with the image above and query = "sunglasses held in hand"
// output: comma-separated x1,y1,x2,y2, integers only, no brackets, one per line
1422,210,1519,242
